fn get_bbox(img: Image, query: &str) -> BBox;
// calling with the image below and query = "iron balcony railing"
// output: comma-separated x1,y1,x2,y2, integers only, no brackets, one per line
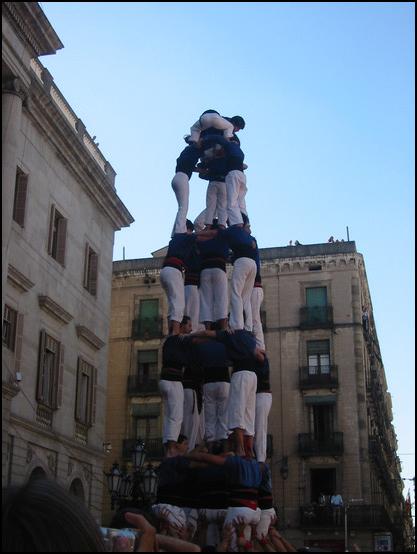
298,432,344,457
131,317,163,340
299,365,338,389
300,504,392,530
127,376,160,396
122,438,164,461
300,306,334,329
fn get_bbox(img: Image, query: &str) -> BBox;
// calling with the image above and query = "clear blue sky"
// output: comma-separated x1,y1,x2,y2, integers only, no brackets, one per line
40,2,415,504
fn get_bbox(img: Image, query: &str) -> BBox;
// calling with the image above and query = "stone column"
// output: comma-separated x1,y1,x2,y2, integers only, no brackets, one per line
2,78,25,313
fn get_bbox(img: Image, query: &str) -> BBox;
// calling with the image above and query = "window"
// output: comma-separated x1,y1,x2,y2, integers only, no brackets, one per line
75,358,97,426
137,350,158,385
83,244,99,296
310,404,335,439
307,340,330,375
135,416,160,441
306,287,327,307
48,205,67,266
36,331,63,409
3,305,17,351
12,168,28,227
133,299,161,339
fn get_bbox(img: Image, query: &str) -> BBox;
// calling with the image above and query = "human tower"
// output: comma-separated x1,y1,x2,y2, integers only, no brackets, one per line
154,109,275,547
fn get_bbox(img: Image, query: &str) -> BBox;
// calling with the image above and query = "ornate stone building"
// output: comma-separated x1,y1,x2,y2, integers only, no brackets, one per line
2,2,133,521
106,241,407,549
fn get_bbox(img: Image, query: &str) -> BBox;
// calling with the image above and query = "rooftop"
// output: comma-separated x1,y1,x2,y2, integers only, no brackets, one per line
112,241,357,274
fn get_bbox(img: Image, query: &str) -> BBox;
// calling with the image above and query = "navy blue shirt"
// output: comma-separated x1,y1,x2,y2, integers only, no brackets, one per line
184,244,202,286
176,144,201,179
160,336,192,380
220,227,257,262
191,340,230,368
198,156,228,182
198,234,230,271
224,456,262,488
156,456,191,506
201,134,245,172
163,233,196,270
255,357,271,393
215,329,258,366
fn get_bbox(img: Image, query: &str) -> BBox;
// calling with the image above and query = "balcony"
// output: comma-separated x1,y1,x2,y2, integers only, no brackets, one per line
122,438,164,461
300,306,333,329
299,365,338,389
300,504,392,530
131,317,163,340
127,376,160,396
298,432,344,457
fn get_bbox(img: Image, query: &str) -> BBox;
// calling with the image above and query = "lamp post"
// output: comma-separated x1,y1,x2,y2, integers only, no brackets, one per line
105,439,158,510
344,498,363,552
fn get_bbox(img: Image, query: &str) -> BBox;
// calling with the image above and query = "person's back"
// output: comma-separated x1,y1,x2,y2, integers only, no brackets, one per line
2,478,105,552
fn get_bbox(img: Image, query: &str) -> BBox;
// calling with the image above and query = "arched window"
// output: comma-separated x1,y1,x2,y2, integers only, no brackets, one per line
69,478,85,503
29,466,47,481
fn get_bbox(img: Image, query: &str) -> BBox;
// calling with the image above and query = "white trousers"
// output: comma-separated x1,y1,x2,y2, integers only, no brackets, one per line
224,507,261,552
194,180,227,231
160,266,184,323
152,503,187,528
229,257,257,331
226,170,248,226
203,381,230,441
198,508,227,546
171,172,189,236
181,388,200,451
256,508,276,539
190,112,234,143
254,392,272,463
251,287,265,349
199,267,228,323
227,371,257,436
159,380,184,443
184,284,202,332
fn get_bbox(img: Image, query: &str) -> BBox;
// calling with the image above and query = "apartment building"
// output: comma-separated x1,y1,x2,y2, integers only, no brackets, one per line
2,2,133,521
105,241,407,549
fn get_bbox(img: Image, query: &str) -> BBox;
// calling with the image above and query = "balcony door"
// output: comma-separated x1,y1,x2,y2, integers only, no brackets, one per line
306,287,328,325
310,468,336,503
137,350,158,387
307,340,330,375
311,404,335,441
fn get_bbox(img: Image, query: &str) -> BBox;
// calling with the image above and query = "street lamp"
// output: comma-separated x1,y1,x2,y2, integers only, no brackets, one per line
106,462,123,510
105,440,159,511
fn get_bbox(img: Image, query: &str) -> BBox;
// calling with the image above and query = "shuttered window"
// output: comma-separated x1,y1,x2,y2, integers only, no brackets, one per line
3,305,17,351
48,205,67,266
36,331,64,410
137,350,158,384
83,243,99,296
135,415,160,441
306,287,328,307
75,358,97,426
12,168,28,227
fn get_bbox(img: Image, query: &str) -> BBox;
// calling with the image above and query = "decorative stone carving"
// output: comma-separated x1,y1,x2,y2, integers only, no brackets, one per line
2,77,27,101
47,453,56,473
38,295,73,324
7,264,35,293
81,463,92,484
76,325,105,350
68,460,74,476
26,445,33,464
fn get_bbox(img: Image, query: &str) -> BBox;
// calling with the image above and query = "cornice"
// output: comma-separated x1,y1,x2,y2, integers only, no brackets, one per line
27,74,134,230
38,295,73,324
76,325,106,351
7,264,35,293
9,413,106,460
2,379,21,400
2,2,63,57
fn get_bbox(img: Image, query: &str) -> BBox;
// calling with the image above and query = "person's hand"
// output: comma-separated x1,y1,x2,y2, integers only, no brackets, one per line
233,515,246,538
124,512,156,552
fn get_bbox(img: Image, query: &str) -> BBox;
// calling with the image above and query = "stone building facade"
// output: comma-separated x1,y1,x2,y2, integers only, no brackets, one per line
2,2,133,521
106,241,406,549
